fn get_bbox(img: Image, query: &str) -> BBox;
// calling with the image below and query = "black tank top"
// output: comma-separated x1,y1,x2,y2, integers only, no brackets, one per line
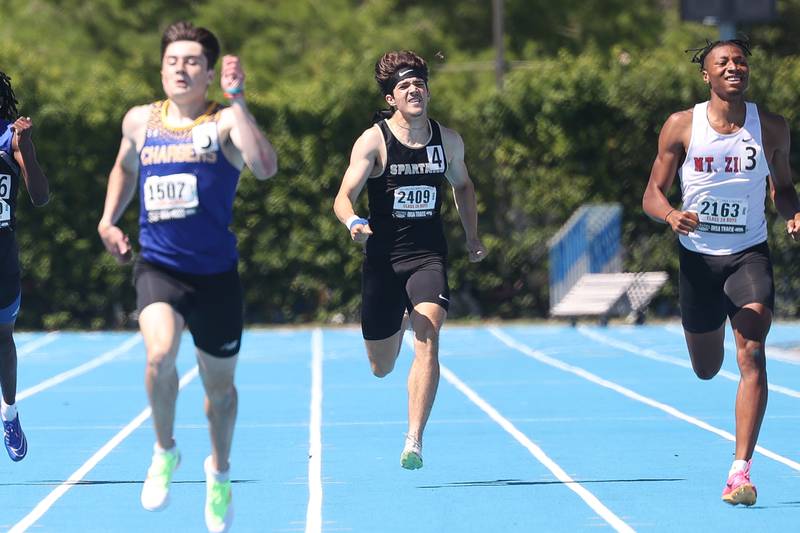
366,119,448,261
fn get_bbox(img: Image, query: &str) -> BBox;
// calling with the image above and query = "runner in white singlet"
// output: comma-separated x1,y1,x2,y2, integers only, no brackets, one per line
643,39,800,507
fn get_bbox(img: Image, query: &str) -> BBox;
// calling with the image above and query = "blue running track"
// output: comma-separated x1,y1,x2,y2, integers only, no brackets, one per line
2,323,800,532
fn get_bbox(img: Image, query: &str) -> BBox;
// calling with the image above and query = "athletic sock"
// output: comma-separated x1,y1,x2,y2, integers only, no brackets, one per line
1,400,17,422
729,459,749,476
154,442,177,455
206,457,230,482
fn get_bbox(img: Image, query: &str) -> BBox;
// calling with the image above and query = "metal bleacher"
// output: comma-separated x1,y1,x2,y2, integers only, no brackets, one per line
548,204,667,325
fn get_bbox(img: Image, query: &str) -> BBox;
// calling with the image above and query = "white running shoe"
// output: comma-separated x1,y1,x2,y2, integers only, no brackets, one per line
204,456,234,533
141,444,181,511
400,435,423,470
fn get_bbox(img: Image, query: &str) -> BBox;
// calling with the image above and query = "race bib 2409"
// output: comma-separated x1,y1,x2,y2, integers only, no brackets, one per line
392,185,436,219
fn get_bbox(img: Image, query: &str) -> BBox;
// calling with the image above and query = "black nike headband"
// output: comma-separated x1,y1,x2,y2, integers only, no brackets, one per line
381,67,428,95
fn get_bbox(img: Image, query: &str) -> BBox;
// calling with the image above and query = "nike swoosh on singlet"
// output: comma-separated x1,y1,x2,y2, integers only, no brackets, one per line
438,294,450,302
742,138,753,142
398,69,413,77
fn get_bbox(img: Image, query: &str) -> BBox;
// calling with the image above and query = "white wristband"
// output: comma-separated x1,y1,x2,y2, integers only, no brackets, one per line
345,215,360,229
345,214,368,231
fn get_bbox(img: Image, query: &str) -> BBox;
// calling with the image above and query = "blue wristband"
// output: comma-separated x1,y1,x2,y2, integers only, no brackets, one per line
223,86,244,100
348,217,369,231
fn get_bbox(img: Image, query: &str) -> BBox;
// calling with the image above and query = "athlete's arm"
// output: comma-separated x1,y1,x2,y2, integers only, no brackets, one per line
442,128,487,263
219,55,277,181
10,116,49,207
762,112,800,239
97,106,146,264
333,127,381,243
642,110,699,236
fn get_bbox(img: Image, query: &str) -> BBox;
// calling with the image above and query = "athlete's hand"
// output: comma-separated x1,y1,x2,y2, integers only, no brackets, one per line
466,237,487,263
10,116,33,152
98,223,133,264
666,210,699,236
350,222,373,243
787,212,800,241
221,55,245,97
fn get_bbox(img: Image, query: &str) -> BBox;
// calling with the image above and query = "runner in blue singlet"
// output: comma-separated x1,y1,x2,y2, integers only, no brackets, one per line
0,71,50,464
97,21,277,532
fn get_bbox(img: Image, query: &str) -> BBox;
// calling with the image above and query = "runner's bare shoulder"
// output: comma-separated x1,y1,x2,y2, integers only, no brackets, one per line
121,104,150,143
659,108,693,147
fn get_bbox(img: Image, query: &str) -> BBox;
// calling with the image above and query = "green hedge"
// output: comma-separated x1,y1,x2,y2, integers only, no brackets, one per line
3,1,800,327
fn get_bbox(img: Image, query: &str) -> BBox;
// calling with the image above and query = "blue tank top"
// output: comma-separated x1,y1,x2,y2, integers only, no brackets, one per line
138,101,241,274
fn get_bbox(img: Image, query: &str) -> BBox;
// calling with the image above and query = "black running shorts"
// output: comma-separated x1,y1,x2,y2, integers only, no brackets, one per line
0,233,20,310
679,241,774,334
361,254,450,341
133,258,243,357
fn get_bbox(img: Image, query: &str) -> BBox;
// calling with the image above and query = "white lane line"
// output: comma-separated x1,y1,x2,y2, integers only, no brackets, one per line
403,334,634,533
442,367,635,532
305,329,324,533
9,366,199,533
663,324,800,366
18,331,60,357
579,327,800,399
17,334,142,402
490,327,800,472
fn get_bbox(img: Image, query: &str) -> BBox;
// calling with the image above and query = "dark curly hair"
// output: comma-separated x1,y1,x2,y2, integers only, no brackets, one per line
686,38,751,71
0,71,19,122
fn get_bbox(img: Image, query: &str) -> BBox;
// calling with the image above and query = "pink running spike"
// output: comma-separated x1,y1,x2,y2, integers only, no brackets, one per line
721,459,757,506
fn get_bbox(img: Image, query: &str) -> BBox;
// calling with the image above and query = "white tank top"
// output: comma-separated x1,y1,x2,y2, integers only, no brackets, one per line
678,101,769,255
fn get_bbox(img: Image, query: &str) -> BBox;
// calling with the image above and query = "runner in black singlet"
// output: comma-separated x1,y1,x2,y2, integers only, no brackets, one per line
334,50,487,470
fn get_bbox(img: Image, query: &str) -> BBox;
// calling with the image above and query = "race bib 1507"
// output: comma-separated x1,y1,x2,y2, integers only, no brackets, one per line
143,173,199,222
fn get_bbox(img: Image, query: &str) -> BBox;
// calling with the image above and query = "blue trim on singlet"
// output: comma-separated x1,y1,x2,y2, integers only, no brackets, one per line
0,291,20,324
0,120,12,154
138,102,242,274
